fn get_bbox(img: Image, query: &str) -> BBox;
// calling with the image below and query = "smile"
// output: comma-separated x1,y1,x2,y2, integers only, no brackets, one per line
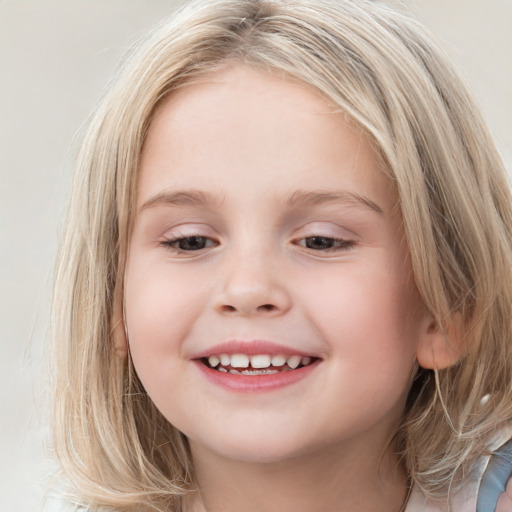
194,347,320,392
204,354,315,375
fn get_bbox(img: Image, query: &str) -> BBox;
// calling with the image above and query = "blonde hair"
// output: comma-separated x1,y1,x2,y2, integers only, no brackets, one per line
51,0,512,509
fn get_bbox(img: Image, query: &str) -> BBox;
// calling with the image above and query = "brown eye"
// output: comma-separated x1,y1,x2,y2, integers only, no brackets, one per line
163,236,215,251
297,236,355,252
304,236,336,250
176,236,209,250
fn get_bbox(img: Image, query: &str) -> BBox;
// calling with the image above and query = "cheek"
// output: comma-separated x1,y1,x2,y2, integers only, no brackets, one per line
124,257,208,374
299,262,420,370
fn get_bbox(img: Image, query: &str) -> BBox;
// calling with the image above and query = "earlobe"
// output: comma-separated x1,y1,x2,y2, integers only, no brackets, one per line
416,312,466,370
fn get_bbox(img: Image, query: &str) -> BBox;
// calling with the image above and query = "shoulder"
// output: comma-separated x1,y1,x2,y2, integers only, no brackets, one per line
406,433,512,512
479,439,512,512
405,486,445,512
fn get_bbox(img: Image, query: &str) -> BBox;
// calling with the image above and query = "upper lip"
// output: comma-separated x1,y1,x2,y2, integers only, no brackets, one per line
192,340,318,359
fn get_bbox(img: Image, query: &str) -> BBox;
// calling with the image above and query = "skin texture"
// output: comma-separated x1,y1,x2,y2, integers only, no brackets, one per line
124,65,454,512
496,477,512,512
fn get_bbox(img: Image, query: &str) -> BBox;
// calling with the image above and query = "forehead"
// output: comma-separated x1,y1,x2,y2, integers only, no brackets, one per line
138,65,396,214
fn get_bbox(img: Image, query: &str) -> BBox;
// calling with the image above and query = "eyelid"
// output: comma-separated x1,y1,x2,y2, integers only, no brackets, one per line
158,223,220,254
292,220,358,239
160,221,216,238
290,221,359,255
160,235,220,257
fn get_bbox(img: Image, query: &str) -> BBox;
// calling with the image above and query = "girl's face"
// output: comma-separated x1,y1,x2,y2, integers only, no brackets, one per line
125,65,429,465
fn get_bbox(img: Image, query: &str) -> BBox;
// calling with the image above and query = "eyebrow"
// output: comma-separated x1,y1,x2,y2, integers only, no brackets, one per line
285,190,384,214
140,190,223,212
139,189,383,215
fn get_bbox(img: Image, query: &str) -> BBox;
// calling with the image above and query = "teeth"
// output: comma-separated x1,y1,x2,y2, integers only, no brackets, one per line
287,355,301,369
271,355,287,366
250,354,271,368
206,353,315,371
230,354,249,368
227,368,280,375
241,369,279,375
208,355,220,367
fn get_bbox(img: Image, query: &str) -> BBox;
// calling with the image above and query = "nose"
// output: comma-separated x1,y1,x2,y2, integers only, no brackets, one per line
213,250,292,317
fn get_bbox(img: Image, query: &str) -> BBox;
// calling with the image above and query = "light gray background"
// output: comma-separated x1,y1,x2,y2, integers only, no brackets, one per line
1,1,510,511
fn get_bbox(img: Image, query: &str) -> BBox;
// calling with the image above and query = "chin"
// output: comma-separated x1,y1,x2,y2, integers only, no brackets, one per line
188,429,320,466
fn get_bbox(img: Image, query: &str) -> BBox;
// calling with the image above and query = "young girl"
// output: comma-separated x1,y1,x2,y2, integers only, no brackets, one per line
51,0,512,511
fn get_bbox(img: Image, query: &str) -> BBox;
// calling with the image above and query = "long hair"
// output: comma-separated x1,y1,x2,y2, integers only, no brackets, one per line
51,1,512,509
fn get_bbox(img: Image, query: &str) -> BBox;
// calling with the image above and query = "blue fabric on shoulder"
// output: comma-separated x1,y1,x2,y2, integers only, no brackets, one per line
476,439,512,512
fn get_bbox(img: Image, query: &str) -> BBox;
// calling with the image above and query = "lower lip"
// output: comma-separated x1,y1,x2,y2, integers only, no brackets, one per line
193,360,320,393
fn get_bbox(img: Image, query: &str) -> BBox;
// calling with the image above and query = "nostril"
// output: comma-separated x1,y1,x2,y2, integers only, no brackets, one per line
217,302,282,315
258,304,276,312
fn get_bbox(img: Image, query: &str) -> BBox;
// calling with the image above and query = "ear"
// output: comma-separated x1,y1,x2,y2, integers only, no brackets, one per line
416,311,466,370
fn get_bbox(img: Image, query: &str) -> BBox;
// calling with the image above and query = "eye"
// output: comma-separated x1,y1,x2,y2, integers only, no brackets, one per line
162,236,216,252
298,236,355,251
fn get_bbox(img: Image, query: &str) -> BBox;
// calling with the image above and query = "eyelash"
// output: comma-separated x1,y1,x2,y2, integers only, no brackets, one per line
161,235,355,254
297,236,355,252
161,236,216,252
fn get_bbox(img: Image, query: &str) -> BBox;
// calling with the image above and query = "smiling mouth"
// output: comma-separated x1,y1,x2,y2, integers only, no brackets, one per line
201,354,317,375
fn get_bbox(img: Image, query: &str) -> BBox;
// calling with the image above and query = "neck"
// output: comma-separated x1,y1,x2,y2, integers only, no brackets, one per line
183,439,408,512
